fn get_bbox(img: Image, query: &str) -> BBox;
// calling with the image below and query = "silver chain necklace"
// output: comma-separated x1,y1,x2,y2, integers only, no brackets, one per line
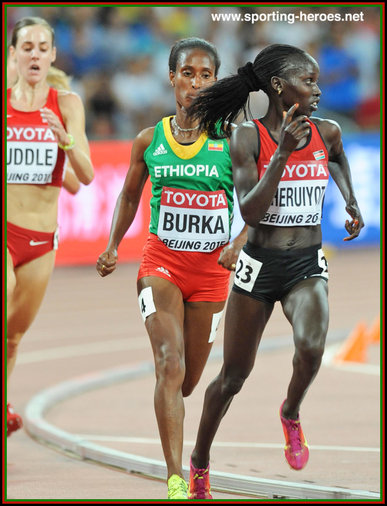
172,116,200,133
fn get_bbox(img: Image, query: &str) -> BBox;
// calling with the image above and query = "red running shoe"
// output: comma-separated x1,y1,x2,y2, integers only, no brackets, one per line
280,400,309,470
7,403,23,437
188,457,213,499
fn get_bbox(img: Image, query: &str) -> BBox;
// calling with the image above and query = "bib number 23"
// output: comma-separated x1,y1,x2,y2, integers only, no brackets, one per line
234,249,263,292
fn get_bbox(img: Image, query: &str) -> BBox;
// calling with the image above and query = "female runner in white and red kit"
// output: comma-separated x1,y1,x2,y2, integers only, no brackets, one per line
6,17,94,436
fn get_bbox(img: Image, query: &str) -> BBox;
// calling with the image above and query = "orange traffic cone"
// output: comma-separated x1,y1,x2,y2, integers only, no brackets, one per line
367,317,380,344
334,321,368,363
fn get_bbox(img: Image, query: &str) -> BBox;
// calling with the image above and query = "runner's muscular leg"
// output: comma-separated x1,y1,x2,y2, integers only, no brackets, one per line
7,250,56,379
137,276,185,479
182,300,226,397
281,277,329,418
192,291,274,468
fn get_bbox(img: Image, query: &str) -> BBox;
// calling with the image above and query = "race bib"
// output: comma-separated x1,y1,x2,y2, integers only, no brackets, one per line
157,187,230,252
234,249,263,292
7,125,58,184
259,160,329,227
317,248,329,279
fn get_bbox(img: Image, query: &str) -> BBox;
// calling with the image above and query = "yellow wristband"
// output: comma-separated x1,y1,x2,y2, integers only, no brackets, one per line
58,134,75,151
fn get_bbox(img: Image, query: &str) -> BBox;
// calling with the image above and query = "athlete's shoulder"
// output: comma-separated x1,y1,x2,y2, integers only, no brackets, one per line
222,120,238,138
230,120,260,160
236,119,259,132
56,90,84,117
135,126,156,152
57,90,83,106
232,120,259,142
137,126,156,142
310,116,342,143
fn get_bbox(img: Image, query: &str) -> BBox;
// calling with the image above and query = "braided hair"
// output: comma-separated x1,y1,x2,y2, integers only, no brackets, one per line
188,44,310,139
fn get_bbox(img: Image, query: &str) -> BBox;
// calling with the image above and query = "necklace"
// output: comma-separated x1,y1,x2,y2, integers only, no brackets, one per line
171,116,200,133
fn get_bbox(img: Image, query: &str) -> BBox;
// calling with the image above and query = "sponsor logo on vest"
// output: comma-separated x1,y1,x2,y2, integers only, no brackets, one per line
262,161,329,180
153,143,168,156
157,187,229,251
7,126,56,142
161,188,227,209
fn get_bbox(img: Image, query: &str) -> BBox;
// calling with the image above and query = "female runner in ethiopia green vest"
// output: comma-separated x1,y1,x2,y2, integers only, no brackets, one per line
96,37,247,500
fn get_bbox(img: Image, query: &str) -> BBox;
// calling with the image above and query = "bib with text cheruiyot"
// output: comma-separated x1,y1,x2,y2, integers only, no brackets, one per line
254,119,330,227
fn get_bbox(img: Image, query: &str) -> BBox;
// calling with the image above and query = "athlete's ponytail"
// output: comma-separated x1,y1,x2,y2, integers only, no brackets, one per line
188,63,262,139
189,44,310,139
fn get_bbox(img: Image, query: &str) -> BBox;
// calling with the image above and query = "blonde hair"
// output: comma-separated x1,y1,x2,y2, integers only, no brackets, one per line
47,66,72,91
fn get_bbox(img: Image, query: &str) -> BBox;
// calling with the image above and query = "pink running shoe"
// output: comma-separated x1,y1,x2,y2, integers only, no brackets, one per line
7,403,23,437
188,457,213,499
280,400,309,470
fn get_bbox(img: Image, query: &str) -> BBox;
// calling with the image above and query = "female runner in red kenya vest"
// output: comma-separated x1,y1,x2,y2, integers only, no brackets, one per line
7,17,94,437
185,43,364,499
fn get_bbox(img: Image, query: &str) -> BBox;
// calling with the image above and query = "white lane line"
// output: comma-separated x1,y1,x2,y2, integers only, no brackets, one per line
74,435,380,453
24,363,380,500
18,331,379,376
17,338,148,364
18,331,345,364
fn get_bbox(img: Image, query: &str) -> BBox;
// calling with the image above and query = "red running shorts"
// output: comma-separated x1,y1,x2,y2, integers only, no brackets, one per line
137,234,231,302
7,221,59,268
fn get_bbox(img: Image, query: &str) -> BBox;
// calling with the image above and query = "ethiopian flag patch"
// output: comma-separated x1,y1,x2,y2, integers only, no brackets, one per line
208,141,224,152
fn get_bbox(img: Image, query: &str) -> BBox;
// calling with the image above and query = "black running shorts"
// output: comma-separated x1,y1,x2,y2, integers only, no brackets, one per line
232,242,328,305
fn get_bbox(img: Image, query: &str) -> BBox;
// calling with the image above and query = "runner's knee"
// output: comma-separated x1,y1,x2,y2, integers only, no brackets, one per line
154,350,185,385
296,335,325,364
220,372,247,397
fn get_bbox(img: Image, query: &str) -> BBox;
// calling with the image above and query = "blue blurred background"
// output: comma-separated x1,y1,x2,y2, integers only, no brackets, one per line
6,5,381,250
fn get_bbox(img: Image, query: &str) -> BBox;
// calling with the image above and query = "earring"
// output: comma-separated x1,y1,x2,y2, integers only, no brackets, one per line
277,88,282,96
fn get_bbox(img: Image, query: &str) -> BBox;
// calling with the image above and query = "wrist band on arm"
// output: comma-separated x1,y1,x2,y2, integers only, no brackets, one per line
58,134,75,151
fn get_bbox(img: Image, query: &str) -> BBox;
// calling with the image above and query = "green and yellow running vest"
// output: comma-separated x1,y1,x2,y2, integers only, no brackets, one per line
144,116,234,252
